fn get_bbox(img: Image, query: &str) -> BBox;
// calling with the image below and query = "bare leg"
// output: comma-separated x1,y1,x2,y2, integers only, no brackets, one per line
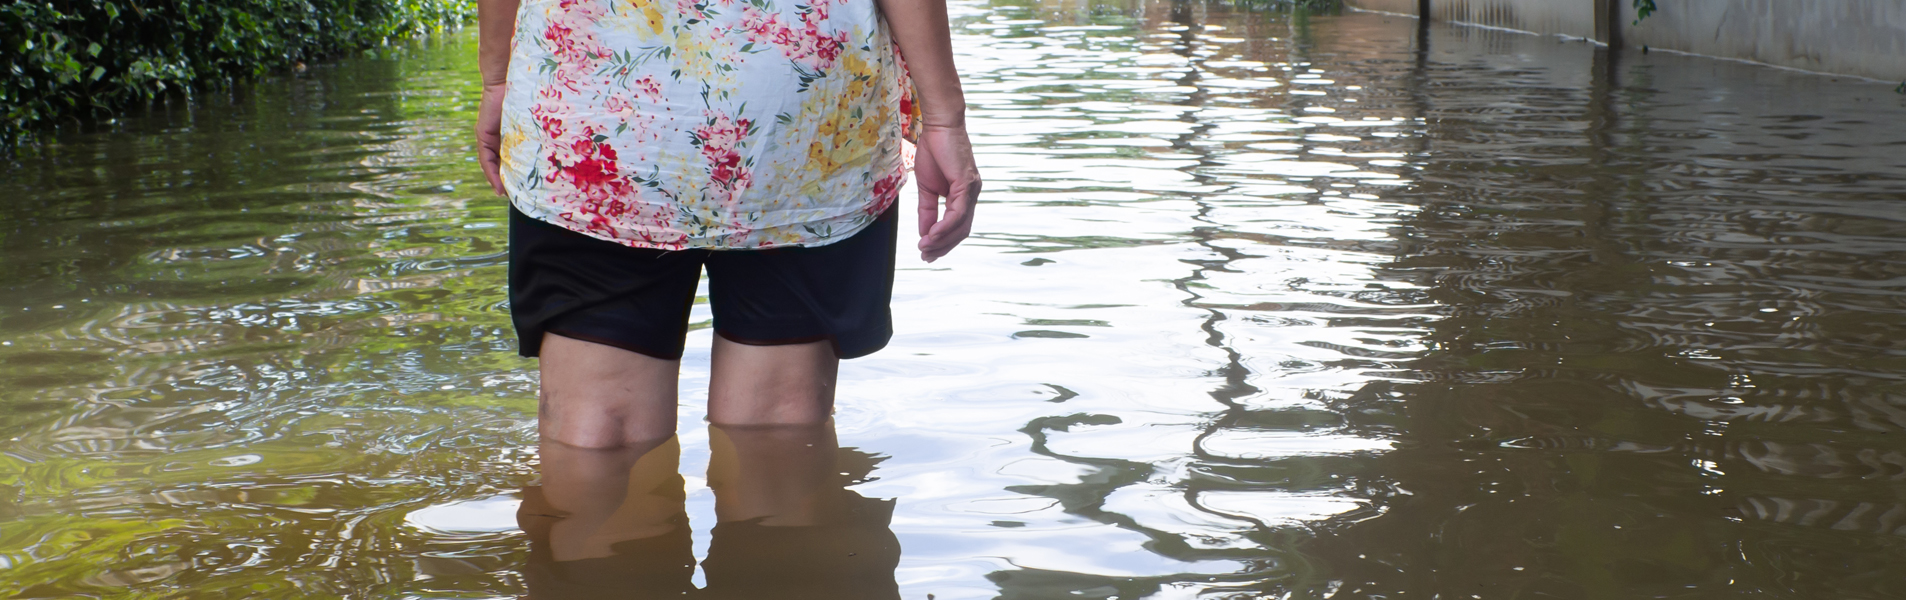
706,336,838,426
526,333,688,562
537,333,680,448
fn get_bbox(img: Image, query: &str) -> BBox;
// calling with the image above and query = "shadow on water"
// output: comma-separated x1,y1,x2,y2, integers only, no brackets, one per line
1,0,1904,598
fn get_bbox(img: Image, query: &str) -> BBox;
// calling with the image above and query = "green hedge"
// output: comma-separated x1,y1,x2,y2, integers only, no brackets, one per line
1,0,474,148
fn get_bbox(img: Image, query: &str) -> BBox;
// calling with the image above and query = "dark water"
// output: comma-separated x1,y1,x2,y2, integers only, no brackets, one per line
4,0,1906,597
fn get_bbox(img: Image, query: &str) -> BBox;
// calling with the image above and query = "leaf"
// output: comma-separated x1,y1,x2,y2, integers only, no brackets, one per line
86,42,103,57
1631,0,1657,23
89,66,106,81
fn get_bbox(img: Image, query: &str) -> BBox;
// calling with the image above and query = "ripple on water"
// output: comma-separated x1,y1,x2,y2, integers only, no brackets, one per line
2,1,1906,598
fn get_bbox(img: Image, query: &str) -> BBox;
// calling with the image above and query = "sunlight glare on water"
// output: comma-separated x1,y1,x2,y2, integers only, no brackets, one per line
2,0,1905,598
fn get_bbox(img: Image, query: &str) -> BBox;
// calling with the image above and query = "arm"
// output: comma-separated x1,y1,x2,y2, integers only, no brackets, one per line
876,0,981,262
476,0,521,197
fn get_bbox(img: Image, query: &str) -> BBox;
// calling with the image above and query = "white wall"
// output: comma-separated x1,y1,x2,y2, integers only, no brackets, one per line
1431,0,1600,40
1627,0,1906,82
1342,0,1906,81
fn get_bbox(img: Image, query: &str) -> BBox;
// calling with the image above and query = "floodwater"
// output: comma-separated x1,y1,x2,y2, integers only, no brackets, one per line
4,0,1905,597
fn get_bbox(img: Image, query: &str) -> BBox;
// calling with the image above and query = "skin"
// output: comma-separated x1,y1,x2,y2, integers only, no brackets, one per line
477,0,978,450
474,0,516,206
873,0,984,264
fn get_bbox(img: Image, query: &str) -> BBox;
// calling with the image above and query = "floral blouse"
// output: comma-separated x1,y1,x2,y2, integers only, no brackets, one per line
499,0,918,249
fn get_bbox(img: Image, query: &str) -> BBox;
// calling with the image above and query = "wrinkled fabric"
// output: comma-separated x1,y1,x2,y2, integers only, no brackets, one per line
501,0,918,249
509,205,898,360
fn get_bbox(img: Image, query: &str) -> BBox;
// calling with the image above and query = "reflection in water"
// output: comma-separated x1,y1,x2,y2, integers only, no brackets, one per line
2,0,1905,597
522,436,696,596
520,424,899,599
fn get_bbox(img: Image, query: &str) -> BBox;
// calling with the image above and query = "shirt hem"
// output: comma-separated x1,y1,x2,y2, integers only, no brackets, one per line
507,184,902,252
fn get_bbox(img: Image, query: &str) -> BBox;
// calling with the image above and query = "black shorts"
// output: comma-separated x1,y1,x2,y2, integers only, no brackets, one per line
508,206,896,360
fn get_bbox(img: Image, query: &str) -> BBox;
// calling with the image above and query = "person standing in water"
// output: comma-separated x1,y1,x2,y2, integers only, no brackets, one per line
472,0,979,446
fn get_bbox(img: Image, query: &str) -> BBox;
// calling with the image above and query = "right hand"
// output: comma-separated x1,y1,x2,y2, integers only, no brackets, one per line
476,82,508,197
914,123,982,263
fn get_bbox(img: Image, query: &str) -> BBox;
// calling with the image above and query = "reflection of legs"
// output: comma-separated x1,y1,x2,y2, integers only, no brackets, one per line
706,336,838,426
707,421,839,526
530,436,684,561
701,420,902,600
519,433,695,599
538,333,678,448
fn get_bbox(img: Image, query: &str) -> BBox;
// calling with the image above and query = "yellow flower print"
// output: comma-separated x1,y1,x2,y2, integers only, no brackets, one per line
615,0,666,37
671,28,736,88
501,125,525,163
829,142,860,168
843,53,869,78
807,141,841,172
642,6,664,34
504,0,909,250
856,114,881,148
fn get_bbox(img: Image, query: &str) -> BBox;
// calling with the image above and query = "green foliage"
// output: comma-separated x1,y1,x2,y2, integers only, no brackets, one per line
1632,0,1657,24
0,0,474,148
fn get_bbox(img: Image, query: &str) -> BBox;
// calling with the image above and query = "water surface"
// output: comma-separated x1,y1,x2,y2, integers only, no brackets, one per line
4,1,1906,598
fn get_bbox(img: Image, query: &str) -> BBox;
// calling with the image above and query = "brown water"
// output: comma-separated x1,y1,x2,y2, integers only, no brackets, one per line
4,1,1906,598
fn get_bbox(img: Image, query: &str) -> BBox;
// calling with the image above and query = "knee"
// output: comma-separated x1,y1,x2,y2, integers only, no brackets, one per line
538,390,673,449
540,421,632,449
706,387,834,427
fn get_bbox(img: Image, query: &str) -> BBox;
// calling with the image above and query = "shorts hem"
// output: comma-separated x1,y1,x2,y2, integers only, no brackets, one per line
533,328,687,362
713,329,889,360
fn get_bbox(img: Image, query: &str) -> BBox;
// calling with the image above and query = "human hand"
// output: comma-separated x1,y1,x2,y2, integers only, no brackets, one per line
914,123,981,262
476,82,508,197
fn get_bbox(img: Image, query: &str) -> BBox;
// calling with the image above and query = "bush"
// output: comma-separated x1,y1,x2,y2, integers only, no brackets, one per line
1,0,474,148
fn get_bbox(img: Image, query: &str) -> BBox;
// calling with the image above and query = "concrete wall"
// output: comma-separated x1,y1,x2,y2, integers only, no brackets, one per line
1341,0,1906,82
1626,0,1906,82
1430,0,1601,40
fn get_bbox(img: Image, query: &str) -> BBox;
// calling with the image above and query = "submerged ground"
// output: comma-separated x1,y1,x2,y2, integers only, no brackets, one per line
3,0,1904,597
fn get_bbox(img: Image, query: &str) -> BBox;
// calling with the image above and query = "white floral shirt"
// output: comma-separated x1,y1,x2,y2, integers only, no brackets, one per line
499,0,918,249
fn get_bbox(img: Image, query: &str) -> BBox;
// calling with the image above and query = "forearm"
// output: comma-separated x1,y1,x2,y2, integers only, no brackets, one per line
876,0,966,127
479,0,521,87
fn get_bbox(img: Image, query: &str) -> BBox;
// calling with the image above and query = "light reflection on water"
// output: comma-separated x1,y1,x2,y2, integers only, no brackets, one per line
3,0,1906,597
